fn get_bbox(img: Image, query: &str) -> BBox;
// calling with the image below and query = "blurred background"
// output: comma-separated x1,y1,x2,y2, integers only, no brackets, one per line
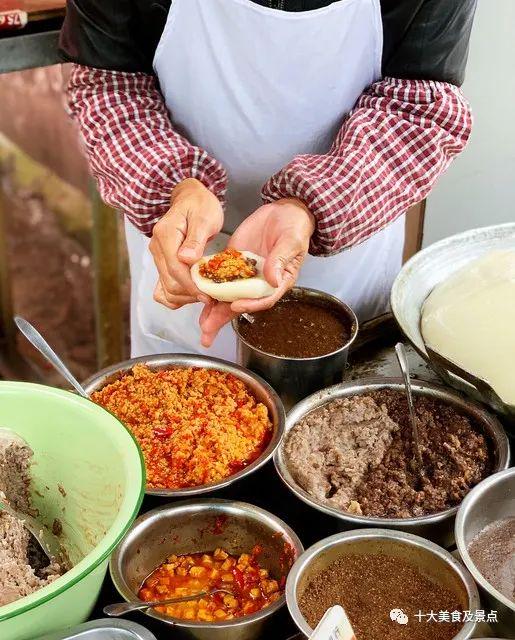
0,0,513,383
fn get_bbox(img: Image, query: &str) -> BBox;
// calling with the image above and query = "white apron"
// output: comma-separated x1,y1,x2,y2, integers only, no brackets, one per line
128,0,405,359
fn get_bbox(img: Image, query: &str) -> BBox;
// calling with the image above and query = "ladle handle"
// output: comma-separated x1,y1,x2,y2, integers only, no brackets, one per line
395,343,424,472
14,317,89,398
103,589,228,617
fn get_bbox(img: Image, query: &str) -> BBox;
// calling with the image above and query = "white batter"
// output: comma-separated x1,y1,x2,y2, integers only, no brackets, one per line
421,250,515,406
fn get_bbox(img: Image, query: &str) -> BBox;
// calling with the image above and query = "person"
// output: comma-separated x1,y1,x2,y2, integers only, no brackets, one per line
59,0,476,360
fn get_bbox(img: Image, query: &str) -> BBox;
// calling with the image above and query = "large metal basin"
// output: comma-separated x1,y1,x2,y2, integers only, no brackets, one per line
274,378,509,547
83,354,285,497
390,222,515,420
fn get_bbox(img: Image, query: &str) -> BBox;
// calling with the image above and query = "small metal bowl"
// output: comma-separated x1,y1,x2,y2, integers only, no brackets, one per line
286,529,480,639
233,287,358,409
274,378,510,547
455,468,515,639
83,354,285,498
110,499,304,640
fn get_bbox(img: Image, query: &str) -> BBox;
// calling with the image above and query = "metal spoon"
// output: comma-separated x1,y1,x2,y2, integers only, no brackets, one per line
241,313,255,324
14,316,89,398
395,342,424,477
0,498,63,562
104,588,234,617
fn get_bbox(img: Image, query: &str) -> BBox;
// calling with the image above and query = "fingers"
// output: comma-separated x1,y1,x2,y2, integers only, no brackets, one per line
178,214,213,264
153,281,198,310
150,213,211,307
199,302,237,347
262,234,306,287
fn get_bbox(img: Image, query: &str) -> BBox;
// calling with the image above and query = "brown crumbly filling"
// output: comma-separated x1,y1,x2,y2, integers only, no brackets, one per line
199,249,257,283
299,554,464,640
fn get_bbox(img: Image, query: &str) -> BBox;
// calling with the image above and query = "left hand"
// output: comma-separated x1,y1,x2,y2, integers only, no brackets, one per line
199,197,315,347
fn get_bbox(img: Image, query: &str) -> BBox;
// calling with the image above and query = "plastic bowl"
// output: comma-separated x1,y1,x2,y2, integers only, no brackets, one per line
0,382,145,640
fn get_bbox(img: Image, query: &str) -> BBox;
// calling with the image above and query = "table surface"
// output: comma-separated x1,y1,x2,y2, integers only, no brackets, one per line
86,327,508,639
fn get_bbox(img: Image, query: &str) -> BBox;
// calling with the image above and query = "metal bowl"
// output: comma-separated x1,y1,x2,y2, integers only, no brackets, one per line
390,222,515,419
83,354,285,497
455,468,515,639
274,378,510,547
233,287,358,409
286,528,480,639
110,499,304,640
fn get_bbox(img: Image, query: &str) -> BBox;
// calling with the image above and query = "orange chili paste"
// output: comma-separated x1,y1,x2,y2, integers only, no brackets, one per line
91,365,272,490
199,249,257,283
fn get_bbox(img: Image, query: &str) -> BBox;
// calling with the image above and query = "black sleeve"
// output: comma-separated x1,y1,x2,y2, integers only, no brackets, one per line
58,0,168,73
381,0,478,86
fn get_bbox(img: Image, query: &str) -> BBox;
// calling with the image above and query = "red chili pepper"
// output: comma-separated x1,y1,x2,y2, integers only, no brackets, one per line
233,567,245,591
153,426,173,439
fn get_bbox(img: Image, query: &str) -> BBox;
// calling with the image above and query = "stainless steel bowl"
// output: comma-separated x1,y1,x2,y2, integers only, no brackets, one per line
83,354,285,497
233,287,358,409
286,528,480,639
390,222,515,419
274,378,510,547
110,499,304,640
455,468,515,639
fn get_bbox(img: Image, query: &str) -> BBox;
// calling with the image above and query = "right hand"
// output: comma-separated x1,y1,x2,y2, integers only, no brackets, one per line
150,178,224,309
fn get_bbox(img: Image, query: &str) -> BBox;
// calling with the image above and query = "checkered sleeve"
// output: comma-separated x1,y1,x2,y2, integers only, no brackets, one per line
262,77,473,256
66,64,228,236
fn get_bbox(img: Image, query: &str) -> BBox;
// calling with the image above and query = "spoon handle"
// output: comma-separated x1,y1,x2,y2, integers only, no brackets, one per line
104,589,226,617
395,343,424,472
14,317,89,399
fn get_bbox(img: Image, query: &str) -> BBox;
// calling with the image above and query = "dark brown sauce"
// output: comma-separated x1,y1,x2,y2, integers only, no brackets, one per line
238,298,350,358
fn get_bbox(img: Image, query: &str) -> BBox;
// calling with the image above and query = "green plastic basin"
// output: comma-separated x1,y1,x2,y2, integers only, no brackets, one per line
0,382,145,640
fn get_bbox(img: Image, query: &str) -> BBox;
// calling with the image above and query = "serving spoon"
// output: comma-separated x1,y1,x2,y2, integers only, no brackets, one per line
104,588,234,617
0,498,63,563
395,342,425,478
14,316,89,398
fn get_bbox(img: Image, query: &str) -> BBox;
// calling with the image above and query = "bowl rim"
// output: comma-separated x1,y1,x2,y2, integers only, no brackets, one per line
82,353,286,498
455,467,515,613
109,498,305,629
285,527,480,638
274,377,510,527
0,382,145,622
231,286,359,362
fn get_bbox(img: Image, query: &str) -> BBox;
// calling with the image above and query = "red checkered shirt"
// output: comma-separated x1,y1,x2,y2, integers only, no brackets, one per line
67,64,472,256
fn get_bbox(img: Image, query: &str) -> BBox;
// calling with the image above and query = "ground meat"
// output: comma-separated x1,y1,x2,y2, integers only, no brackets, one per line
284,390,491,518
298,554,464,640
0,434,66,606
354,391,491,518
284,396,399,510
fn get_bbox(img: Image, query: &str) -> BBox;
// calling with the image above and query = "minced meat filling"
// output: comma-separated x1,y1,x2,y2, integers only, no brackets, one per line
199,249,257,283
0,435,65,606
284,390,491,518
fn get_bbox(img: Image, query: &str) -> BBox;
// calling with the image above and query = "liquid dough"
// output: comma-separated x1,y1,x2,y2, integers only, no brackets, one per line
421,250,515,405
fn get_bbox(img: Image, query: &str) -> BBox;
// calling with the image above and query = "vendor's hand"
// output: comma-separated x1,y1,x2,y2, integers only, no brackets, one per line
150,178,223,309
200,198,315,347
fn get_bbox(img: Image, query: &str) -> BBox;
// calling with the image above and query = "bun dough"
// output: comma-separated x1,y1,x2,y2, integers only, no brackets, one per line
421,249,515,405
191,250,277,303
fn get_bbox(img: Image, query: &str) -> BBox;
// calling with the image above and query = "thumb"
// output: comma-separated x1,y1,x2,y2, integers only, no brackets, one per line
178,216,211,264
263,237,300,288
